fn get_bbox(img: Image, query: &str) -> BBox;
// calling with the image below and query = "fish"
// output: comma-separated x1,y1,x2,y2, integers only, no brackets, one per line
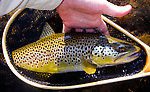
12,22,141,74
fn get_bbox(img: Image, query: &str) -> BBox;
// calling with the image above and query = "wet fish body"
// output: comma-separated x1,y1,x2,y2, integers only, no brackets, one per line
12,23,141,74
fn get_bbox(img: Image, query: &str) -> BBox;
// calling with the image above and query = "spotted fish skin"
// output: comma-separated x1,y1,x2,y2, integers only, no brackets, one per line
12,33,140,74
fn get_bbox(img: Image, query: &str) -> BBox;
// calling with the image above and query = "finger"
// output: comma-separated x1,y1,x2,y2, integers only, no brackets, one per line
97,19,110,35
62,24,71,33
102,1,132,17
96,27,110,36
86,29,95,33
75,28,84,32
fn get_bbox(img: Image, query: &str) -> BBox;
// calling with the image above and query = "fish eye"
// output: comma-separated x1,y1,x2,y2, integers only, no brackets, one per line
119,48,125,52
117,46,126,52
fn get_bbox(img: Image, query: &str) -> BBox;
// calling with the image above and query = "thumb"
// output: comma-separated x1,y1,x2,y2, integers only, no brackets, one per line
102,1,132,17
62,24,71,33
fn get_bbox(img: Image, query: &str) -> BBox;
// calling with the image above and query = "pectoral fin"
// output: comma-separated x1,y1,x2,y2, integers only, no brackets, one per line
81,58,97,74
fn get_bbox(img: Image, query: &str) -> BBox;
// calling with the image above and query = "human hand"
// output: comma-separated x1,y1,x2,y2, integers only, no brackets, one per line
57,0,132,35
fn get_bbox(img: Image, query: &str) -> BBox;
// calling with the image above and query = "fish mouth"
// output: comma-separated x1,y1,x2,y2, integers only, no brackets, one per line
128,51,140,58
114,51,140,63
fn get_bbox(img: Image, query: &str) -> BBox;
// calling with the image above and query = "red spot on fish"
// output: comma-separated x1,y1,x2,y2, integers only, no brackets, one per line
57,55,59,57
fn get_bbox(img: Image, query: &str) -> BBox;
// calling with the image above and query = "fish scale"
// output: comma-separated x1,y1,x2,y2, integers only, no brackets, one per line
54,34,98,67
12,33,99,72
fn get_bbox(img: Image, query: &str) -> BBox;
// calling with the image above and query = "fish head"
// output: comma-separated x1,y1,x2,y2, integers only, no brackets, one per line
90,36,141,66
112,42,141,64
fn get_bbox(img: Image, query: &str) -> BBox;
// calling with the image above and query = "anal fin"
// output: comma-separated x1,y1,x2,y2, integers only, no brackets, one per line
81,58,97,74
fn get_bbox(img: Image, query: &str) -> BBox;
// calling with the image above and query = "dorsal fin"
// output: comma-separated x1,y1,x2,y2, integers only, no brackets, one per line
39,22,55,39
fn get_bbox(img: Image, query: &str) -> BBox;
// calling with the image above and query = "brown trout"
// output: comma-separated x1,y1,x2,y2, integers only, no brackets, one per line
12,23,141,74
